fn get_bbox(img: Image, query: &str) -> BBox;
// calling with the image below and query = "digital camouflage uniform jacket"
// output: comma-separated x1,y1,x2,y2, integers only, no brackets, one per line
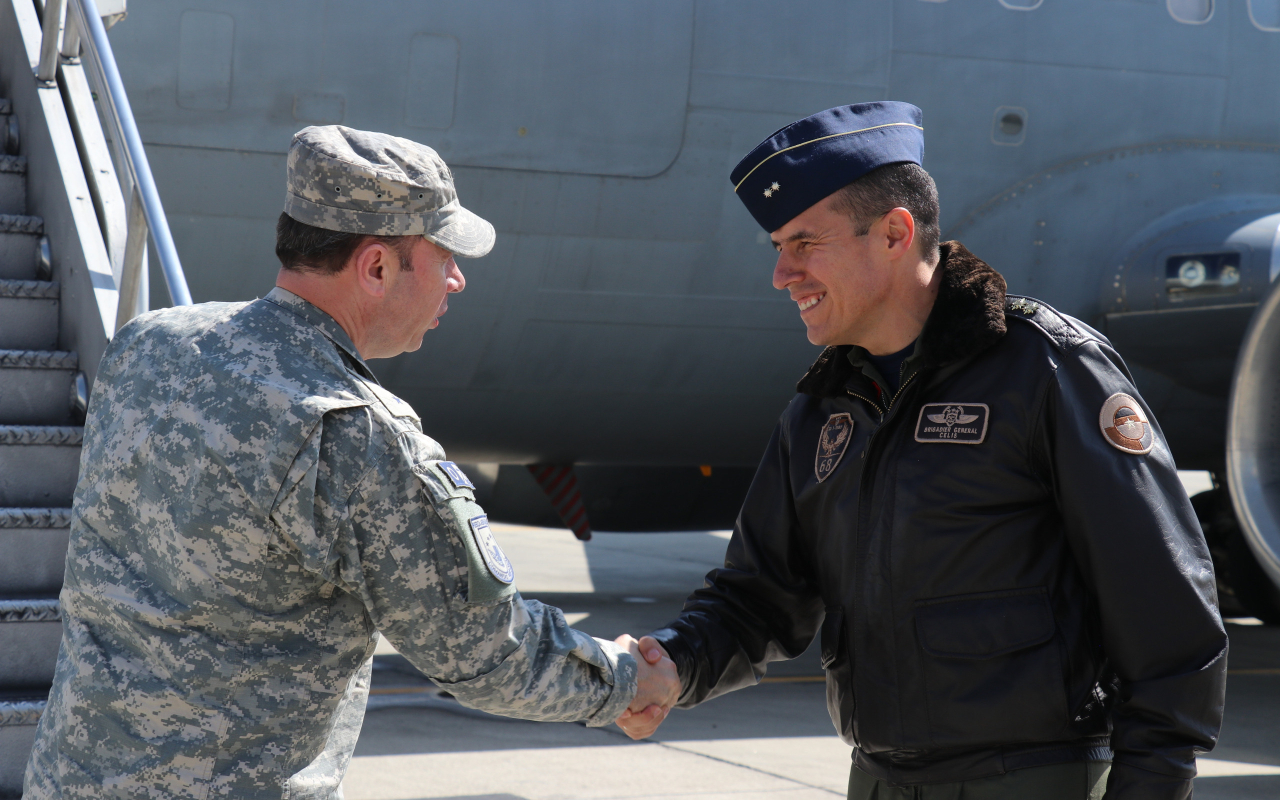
25,288,637,799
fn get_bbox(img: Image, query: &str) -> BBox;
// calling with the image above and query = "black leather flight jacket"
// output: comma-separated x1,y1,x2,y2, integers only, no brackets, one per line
650,242,1227,799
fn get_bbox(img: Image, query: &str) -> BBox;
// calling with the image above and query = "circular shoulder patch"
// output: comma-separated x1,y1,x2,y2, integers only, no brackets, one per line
1098,392,1154,455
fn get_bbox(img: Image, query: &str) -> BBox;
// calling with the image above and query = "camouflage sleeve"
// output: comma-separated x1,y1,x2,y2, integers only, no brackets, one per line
272,407,636,726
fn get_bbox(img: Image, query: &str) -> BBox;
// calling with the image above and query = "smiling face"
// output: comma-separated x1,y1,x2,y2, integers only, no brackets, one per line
770,194,899,348
381,236,466,354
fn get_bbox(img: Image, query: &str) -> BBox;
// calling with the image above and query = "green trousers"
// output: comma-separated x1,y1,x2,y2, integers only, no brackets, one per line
848,761,1111,800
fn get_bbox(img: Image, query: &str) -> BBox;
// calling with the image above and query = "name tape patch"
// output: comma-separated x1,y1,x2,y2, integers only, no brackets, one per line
914,403,990,444
815,413,855,483
469,514,514,584
439,461,475,490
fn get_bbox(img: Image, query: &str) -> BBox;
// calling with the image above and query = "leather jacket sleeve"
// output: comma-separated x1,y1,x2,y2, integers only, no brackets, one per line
1039,339,1228,800
648,411,826,707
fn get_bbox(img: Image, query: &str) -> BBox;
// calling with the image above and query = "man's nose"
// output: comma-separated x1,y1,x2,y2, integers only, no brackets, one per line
448,258,465,293
773,252,800,291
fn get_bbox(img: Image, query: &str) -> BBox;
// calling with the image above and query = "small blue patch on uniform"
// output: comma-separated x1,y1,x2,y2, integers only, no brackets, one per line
440,461,475,490
469,514,514,584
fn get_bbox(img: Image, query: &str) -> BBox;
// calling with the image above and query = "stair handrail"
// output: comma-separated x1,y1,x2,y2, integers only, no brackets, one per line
36,0,192,328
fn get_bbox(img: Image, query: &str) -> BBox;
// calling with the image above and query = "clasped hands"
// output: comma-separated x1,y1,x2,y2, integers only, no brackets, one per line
613,634,678,740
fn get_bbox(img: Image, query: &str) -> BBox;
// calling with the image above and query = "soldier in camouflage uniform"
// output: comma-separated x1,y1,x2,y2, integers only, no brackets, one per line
24,126,676,799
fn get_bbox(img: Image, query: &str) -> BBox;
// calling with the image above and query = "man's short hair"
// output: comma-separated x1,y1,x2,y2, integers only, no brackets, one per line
275,213,417,275
831,163,940,261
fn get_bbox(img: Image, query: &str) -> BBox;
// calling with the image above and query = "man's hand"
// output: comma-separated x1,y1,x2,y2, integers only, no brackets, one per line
614,634,679,740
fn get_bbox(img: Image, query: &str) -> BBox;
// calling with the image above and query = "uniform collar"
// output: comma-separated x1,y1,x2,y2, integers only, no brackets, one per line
796,241,1008,399
262,287,378,382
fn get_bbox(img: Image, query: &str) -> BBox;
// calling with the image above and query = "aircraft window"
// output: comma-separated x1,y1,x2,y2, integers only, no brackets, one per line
1166,253,1240,299
999,0,1043,8
991,106,1028,146
1250,0,1280,30
1168,0,1213,24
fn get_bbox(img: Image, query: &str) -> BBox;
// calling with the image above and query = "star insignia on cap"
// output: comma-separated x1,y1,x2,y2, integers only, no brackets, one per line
763,182,781,198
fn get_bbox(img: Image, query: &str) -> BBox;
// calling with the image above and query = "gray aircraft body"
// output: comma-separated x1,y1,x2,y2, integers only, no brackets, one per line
104,0,1280,615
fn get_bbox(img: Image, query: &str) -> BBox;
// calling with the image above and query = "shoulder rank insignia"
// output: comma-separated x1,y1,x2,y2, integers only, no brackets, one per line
469,514,515,584
915,403,990,444
815,413,854,483
1007,297,1039,316
1099,393,1153,454
439,461,475,490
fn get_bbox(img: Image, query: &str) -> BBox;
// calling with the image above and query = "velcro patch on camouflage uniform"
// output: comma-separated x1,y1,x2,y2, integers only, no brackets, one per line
440,461,475,490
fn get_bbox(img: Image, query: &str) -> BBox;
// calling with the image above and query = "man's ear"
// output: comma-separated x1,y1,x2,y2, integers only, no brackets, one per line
881,208,916,260
351,239,392,299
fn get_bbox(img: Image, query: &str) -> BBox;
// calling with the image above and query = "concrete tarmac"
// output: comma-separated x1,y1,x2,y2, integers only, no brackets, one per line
346,524,1280,800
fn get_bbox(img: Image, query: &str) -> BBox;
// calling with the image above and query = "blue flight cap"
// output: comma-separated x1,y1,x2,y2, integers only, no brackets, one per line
730,102,925,233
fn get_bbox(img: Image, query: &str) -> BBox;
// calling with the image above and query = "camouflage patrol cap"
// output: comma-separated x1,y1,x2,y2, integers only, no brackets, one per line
284,125,495,258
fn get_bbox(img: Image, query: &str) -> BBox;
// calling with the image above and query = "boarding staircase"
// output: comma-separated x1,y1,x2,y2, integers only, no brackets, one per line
0,0,188,794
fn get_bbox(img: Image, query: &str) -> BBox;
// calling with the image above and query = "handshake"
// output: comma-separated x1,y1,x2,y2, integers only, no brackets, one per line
612,634,680,740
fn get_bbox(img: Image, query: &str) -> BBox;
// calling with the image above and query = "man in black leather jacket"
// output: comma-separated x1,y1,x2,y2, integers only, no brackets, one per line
615,104,1227,800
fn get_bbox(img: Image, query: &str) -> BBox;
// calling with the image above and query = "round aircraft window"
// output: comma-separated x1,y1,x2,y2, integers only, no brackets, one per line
1178,259,1208,288
991,106,1028,146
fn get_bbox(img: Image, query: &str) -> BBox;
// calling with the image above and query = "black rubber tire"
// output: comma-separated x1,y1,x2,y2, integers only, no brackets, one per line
1227,527,1280,625
1191,488,1280,625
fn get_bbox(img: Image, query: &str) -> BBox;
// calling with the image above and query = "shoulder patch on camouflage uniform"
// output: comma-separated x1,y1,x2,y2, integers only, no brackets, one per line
469,514,515,584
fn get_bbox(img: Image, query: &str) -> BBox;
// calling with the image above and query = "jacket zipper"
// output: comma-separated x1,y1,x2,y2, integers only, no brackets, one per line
848,368,919,745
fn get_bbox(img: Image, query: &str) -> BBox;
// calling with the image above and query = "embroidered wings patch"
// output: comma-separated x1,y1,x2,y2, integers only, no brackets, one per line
815,413,854,483
914,403,990,444
1099,393,1153,454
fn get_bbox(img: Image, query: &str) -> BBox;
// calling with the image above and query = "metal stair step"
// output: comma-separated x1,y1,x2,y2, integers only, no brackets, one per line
0,600,61,690
0,156,23,217
0,427,82,507
0,509,70,597
0,350,77,425
0,695,45,798
0,215,42,280
0,100,17,157
0,280,58,351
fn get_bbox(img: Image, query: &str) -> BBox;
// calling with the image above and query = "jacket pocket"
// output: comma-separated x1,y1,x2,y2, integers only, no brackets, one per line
914,588,1067,747
820,605,856,745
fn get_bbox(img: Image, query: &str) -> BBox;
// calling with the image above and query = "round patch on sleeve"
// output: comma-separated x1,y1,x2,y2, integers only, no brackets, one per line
469,514,515,584
1099,393,1154,454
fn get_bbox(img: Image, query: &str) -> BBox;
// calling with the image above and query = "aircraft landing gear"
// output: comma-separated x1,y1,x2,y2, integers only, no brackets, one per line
1193,488,1280,625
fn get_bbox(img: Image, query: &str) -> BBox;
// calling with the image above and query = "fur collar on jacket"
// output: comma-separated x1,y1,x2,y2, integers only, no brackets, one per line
796,241,1007,399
